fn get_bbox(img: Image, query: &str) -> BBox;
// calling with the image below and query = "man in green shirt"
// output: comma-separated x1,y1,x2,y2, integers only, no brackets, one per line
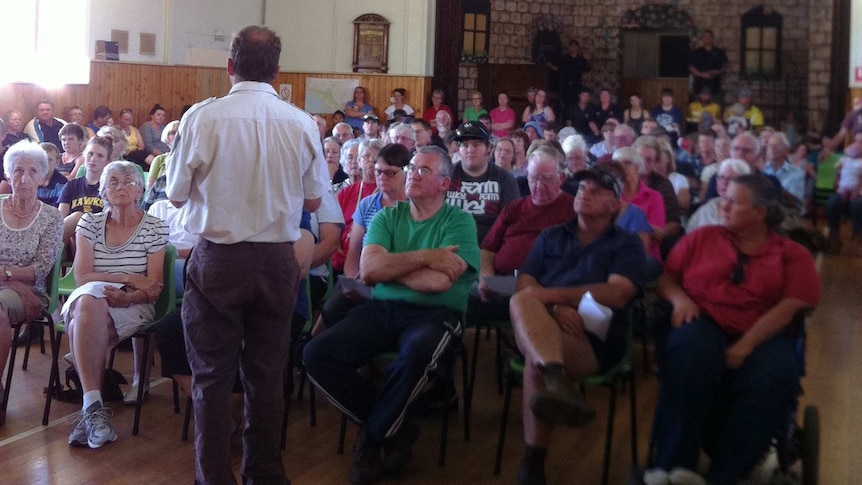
304,145,479,485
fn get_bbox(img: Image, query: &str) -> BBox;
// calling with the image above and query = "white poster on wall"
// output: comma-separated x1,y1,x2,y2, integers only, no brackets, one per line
851,1,862,87
279,84,293,103
305,78,360,114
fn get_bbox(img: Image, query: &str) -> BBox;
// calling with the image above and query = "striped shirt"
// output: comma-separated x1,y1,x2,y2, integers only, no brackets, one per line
77,211,168,276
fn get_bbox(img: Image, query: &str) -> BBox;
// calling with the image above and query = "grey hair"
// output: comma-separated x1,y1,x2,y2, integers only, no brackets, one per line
332,122,353,137
769,132,790,150
339,138,362,170
3,141,49,180
734,131,761,156
612,146,646,175
415,145,453,178
389,123,416,141
527,145,566,172
360,137,386,154
561,134,588,156
160,120,180,146
3,110,21,124
99,161,144,210
718,158,752,176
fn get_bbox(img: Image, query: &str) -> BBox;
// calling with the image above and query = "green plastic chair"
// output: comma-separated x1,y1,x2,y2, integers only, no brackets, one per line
812,152,840,225
43,244,178,435
493,304,640,485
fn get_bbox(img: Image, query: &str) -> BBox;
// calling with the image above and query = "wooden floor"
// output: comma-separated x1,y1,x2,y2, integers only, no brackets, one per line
0,251,858,484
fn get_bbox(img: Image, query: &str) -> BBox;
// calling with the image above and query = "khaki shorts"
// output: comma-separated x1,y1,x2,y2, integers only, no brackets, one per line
0,288,48,325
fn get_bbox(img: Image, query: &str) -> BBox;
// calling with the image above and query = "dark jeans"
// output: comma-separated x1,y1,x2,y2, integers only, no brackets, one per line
183,239,298,485
826,192,862,238
652,319,799,485
303,300,461,443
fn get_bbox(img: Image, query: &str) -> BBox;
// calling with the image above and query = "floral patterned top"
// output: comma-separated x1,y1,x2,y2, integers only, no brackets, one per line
0,200,63,293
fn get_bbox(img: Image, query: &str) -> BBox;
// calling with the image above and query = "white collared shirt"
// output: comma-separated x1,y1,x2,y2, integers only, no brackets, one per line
166,81,327,244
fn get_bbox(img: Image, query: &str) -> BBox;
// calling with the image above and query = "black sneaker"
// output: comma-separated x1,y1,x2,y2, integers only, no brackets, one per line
381,420,419,475
349,428,382,485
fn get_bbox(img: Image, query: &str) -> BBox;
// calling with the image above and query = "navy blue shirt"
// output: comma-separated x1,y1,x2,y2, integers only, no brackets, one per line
37,169,68,207
520,218,646,368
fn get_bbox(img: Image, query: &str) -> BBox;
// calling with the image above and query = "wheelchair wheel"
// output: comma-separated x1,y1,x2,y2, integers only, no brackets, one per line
801,405,819,485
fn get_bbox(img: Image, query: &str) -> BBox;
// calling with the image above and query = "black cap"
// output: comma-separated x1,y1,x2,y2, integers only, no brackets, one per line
362,113,379,123
573,166,623,198
392,109,408,118
454,121,490,143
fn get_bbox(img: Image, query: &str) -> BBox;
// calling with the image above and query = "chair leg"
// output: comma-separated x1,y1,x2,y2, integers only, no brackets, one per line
439,395,450,466
494,365,514,475
280,394,289,451
337,413,347,454
181,395,192,441
172,380,180,413
297,366,307,400
132,334,152,436
22,325,32,371
629,372,638,467
469,325,481,407
42,329,62,426
1,324,23,425
460,342,471,441
495,329,504,394
601,382,618,485
309,381,317,427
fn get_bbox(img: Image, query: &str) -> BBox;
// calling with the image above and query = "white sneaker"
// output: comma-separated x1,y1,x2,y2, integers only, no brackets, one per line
63,352,73,366
68,412,88,447
83,402,117,449
643,468,671,485
123,382,149,405
669,467,706,485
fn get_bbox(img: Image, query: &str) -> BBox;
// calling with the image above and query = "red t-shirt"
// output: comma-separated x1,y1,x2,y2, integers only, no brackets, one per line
332,180,377,271
481,193,576,275
664,225,821,335
626,181,665,260
489,107,517,138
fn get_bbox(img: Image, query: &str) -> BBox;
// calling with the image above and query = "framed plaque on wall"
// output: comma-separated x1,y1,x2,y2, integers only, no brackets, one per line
352,14,390,73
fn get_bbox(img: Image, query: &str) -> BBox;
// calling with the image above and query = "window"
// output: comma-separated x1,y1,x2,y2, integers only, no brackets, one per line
740,6,782,79
462,0,490,63
0,0,89,86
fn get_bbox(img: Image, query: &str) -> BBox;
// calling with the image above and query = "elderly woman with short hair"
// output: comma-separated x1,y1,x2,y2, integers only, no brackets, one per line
62,161,167,448
561,134,590,195
0,142,63,424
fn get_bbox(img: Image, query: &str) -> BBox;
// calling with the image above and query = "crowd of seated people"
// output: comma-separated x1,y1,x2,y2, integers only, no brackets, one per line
0,59,843,485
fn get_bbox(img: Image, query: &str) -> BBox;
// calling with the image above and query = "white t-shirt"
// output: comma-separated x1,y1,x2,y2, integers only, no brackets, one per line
147,199,196,251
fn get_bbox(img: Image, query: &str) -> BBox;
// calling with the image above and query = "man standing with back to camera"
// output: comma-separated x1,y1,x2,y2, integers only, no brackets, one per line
167,25,327,485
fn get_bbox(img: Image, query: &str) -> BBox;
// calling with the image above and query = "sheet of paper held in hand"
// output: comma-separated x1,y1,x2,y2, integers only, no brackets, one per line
337,275,373,300
577,291,613,341
482,275,517,297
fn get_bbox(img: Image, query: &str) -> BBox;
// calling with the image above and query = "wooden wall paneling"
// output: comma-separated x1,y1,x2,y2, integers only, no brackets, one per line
1,62,428,132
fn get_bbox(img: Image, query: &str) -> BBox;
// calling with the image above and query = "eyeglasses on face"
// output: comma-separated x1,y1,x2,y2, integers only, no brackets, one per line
406,164,437,178
107,180,138,190
527,174,559,185
374,167,404,178
730,252,750,285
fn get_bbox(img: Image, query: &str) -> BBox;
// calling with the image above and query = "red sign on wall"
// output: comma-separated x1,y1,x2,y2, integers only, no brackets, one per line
856,66,862,83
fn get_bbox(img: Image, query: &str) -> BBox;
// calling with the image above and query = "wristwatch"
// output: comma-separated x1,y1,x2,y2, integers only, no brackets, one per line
3,269,11,281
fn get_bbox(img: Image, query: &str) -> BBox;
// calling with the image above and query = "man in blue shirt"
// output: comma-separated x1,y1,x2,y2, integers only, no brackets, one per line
509,166,646,484
763,132,805,206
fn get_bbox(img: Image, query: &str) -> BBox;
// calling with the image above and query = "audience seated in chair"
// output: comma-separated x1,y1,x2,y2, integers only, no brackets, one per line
643,175,820,485
62,161,167,449
303,146,479,485
509,165,645,485
57,136,111,248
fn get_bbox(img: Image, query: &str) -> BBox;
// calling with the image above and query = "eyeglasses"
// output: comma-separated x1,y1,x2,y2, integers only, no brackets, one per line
406,164,437,178
107,180,138,190
527,174,559,185
375,167,404,178
716,175,735,183
393,135,414,143
730,252,750,285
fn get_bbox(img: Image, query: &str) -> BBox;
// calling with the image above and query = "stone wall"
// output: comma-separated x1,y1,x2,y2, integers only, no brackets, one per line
454,0,832,132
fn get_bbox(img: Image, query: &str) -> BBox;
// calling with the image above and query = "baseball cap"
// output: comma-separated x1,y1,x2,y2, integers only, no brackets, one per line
362,113,379,123
573,166,623,198
454,121,490,143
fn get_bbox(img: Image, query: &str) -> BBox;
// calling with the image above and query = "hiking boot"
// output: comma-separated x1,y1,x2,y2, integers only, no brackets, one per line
381,420,419,475
529,365,595,427
349,428,382,485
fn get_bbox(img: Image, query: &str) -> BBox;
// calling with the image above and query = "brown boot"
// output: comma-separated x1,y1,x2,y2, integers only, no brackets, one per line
529,363,595,427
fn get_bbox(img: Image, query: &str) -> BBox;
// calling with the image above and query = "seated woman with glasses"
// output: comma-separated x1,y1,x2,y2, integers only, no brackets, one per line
61,161,167,449
313,143,410,335
642,175,821,485
685,158,751,233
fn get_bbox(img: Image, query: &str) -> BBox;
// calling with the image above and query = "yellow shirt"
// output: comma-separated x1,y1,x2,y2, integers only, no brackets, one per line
688,102,721,123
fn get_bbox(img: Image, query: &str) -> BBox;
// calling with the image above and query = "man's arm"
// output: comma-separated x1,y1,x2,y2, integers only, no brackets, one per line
515,273,637,310
303,197,322,213
360,244,466,287
311,222,340,269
